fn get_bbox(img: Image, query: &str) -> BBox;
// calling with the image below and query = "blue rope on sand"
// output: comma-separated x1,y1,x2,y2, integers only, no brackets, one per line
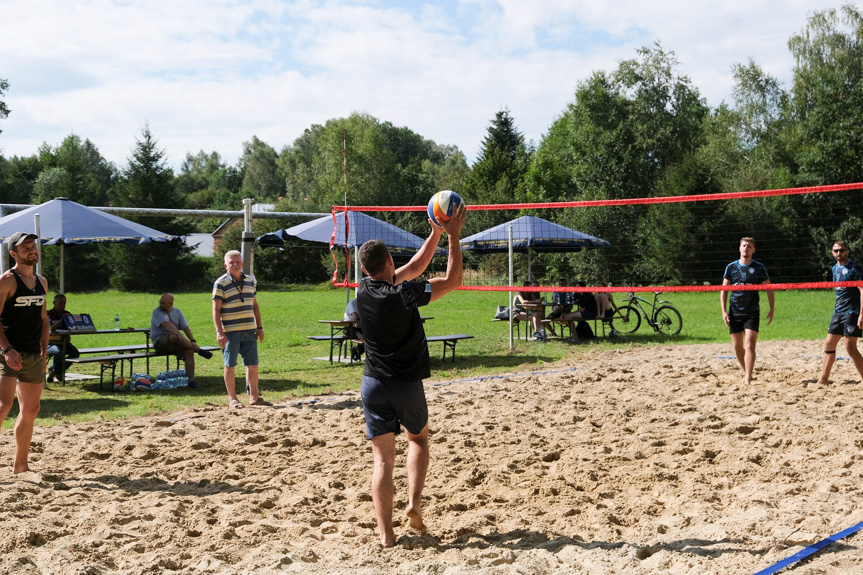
753,521,863,575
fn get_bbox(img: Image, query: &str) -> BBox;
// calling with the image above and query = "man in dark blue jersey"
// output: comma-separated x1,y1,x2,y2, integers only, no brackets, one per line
720,237,774,384
0,232,49,474
817,241,863,386
356,204,466,548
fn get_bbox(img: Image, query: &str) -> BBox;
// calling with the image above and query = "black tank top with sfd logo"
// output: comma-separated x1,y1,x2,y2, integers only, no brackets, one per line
1,271,46,354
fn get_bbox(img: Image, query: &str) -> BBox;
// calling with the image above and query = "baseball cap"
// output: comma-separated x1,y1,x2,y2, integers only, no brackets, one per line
5,232,38,250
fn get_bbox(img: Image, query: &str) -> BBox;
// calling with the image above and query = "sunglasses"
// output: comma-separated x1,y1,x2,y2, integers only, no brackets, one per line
833,248,848,253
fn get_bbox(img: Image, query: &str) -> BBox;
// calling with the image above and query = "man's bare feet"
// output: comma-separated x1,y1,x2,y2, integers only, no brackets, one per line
817,378,830,385
406,507,425,532
12,464,30,475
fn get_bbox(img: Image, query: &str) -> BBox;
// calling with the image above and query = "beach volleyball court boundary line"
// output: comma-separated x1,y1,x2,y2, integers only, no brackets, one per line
753,521,863,575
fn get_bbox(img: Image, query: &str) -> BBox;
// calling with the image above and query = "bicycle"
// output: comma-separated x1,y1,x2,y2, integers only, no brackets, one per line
610,292,683,336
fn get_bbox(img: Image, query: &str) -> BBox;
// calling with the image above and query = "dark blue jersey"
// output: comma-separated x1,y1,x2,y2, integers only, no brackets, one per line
723,260,769,316
833,259,863,316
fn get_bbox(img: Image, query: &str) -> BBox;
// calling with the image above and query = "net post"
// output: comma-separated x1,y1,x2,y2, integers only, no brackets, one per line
508,224,514,350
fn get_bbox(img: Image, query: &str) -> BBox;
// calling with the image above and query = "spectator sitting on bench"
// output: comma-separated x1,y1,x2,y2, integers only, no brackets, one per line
150,293,213,389
46,293,80,382
595,282,621,320
560,282,599,341
545,278,574,336
514,281,546,340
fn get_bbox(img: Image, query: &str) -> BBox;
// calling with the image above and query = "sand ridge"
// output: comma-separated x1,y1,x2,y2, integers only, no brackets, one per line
2,340,863,574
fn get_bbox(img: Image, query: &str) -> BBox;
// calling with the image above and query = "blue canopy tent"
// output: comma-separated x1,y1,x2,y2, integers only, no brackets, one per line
461,215,610,279
0,197,176,292
461,215,610,348
257,211,445,298
461,215,610,253
257,211,443,256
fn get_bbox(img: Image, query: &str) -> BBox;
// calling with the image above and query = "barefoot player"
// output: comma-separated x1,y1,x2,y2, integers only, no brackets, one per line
721,237,774,384
0,232,49,474
817,241,863,385
356,204,466,548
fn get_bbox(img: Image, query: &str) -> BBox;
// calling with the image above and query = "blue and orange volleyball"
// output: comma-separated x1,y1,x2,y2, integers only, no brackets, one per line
427,190,465,227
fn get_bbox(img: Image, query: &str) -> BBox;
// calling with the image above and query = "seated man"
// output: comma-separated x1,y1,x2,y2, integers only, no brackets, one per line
560,282,599,341
150,293,213,389
544,278,573,336
514,281,546,340
46,293,80,382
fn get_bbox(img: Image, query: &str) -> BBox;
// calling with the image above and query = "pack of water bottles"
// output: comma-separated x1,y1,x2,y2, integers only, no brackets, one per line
150,369,190,390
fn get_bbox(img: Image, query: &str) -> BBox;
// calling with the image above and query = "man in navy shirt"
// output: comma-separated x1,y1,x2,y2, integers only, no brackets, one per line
817,241,863,385
357,204,466,548
720,237,774,384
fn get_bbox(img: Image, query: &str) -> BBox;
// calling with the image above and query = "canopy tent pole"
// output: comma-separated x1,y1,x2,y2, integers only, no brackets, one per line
527,248,532,282
34,213,42,278
508,225,514,350
59,245,65,294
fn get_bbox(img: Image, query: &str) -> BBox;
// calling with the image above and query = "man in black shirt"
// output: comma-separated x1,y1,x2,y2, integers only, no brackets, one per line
357,205,466,547
0,232,49,475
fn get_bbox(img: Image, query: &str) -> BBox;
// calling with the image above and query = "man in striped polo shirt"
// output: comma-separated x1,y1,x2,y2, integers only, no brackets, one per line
212,250,271,409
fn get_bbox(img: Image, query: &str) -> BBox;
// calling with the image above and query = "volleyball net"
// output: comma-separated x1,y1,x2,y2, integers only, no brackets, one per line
327,182,863,295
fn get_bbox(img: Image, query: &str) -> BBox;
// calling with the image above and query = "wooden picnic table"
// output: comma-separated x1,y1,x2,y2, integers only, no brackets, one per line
311,317,433,364
54,327,154,387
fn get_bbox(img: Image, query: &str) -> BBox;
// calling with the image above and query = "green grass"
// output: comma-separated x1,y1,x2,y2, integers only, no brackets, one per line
4,287,834,428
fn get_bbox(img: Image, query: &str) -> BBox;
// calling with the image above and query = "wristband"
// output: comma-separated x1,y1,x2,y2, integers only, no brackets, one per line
191,339,196,342
2,345,13,354
257,326,263,329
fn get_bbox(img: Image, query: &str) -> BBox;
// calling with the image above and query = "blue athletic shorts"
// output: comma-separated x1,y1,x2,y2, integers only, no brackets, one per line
223,330,259,368
828,313,863,338
729,313,760,334
361,375,428,439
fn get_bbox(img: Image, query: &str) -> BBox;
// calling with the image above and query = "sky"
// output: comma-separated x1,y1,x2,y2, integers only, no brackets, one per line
0,0,841,172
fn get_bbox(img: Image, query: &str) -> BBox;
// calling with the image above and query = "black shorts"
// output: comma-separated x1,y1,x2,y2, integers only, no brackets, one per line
729,313,759,334
361,375,428,439
828,313,863,338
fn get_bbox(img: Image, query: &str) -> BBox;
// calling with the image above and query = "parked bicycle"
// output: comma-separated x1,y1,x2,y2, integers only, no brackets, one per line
611,292,682,336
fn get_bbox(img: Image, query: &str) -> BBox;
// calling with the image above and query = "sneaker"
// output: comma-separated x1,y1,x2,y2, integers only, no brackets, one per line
187,380,200,389
45,369,56,383
197,349,213,359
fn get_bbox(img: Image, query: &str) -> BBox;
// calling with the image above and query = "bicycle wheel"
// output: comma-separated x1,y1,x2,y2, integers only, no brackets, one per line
653,306,682,336
611,305,641,335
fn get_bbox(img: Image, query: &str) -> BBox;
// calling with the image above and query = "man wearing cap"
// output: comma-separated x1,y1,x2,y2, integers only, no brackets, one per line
0,232,49,474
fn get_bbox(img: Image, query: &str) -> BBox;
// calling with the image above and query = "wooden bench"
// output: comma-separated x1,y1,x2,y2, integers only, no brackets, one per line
426,334,473,362
347,334,473,364
65,345,221,389
66,352,154,389
307,335,350,363
492,318,526,340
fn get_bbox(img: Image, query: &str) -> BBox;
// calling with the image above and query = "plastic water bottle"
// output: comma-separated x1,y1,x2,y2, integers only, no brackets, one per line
114,313,120,330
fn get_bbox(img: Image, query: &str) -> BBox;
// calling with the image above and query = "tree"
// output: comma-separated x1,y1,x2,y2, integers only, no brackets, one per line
527,44,709,284
239,136,282,201
32,134,115,205
786,4,863,274
464,109,531,233
0,78,10,134
108,125,208,291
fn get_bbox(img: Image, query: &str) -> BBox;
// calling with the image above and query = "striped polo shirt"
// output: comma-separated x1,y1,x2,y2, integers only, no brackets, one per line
212,272,257,333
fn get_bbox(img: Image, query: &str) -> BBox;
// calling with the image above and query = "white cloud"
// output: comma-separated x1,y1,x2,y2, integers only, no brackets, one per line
0,0,840,172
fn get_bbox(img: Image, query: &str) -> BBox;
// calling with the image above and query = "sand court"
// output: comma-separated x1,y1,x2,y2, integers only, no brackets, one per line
2,339,863,574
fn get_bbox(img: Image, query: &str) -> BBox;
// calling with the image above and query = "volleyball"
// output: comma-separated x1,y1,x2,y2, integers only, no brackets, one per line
427,190,464,227
113,377,126,391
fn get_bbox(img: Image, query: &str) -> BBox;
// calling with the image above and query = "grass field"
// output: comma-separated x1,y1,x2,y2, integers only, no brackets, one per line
2,286,835,428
